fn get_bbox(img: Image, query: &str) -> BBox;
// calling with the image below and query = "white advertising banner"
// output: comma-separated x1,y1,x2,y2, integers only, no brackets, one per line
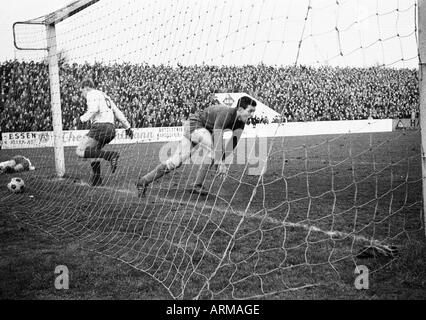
1,119,393,150
1,127,184,149
240,119,393,138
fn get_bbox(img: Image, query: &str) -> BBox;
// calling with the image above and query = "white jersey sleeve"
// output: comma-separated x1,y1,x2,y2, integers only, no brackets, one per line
110,101,131,129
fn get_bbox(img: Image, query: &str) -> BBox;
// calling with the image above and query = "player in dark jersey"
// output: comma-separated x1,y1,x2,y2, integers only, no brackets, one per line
136,96,256,197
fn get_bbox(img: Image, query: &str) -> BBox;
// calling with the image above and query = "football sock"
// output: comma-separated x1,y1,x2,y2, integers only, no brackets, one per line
91,161,101,175
91,175,103,186
193,162,212,187
90,161,102,186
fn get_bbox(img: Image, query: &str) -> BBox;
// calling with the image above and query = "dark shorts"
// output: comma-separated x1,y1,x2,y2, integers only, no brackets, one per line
87,123,116,149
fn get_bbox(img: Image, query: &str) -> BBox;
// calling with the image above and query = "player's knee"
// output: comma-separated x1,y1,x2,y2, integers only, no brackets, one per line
76,147,85,158
205,150,213,162
197,146,213,164
165,158,182,171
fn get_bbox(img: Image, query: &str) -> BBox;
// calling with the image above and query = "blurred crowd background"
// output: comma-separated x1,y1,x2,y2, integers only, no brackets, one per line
0,60,419,132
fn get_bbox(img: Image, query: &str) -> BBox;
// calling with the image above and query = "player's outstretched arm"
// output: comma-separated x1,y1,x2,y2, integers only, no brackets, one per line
215,128,244,176
111,102,134,139
225,127,244,156
211,111,243,175
214,112,245,162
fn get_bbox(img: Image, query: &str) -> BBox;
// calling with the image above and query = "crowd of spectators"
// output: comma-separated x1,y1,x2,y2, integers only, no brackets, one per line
0,60,419,132
247,115,269,126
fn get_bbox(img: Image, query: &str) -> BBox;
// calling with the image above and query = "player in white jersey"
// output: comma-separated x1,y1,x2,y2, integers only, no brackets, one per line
73,78,134,186
0,155,35,174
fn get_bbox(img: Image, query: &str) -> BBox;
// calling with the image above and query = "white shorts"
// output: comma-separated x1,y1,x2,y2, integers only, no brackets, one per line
165,128,213,170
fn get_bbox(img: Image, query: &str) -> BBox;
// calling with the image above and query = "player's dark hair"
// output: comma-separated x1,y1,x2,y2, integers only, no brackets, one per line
80,78,95,89
237,96,257,109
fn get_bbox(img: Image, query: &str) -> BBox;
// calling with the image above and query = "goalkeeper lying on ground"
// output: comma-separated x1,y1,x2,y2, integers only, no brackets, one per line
136,96,256,196
0,155,36,174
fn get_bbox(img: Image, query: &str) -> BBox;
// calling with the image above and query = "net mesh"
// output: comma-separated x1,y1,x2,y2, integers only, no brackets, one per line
2,0,424,299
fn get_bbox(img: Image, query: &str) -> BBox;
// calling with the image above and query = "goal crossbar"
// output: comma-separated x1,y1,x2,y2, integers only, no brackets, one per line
14,0,100,27
13,0,100,51
43,0,100,26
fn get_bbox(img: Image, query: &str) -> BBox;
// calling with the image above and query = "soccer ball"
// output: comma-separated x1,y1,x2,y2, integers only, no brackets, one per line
7,177,25,193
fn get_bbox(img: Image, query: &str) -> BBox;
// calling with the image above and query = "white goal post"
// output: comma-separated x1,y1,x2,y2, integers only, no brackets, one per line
419,0,426,237
12,0,100,178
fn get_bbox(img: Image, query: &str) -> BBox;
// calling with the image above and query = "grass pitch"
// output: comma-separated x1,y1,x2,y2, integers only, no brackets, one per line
0,130,425,299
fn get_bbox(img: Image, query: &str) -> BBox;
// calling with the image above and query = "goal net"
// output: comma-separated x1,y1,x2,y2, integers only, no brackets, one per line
2,0,424,299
